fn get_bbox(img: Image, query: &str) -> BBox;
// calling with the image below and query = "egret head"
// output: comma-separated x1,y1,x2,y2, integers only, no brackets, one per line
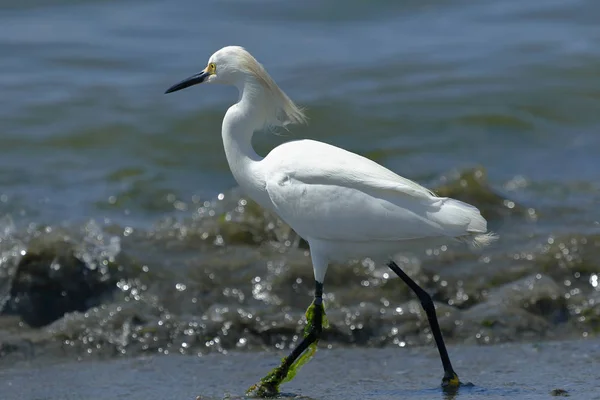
165,46,306,127
165,46,254,92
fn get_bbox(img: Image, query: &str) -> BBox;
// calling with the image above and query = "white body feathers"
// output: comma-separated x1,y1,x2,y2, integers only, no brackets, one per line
263,139,490,243
260,139,494,280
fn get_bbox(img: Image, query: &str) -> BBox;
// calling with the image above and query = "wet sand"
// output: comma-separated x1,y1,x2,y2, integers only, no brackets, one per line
2,339,598,400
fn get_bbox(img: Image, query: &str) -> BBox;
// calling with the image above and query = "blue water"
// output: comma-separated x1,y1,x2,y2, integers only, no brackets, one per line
1,0,599,232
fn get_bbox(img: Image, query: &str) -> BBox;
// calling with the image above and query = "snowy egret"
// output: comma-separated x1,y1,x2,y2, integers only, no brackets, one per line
165,46,496,397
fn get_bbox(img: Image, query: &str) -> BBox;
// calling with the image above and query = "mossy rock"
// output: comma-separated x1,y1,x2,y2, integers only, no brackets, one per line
434,167,526,220
534,234,600,276
5,241,122,328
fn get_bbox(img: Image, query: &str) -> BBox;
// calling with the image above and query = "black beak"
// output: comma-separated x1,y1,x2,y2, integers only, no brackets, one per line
164,70,210,94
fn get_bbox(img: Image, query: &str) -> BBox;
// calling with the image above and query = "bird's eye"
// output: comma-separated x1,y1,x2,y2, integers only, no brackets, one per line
208,63,216,73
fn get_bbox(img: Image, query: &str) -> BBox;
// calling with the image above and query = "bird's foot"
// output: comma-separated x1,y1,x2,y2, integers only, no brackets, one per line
441,371,461,388
246,342,319,397
246,378,281,398
441,371,473,393
246,362,287,397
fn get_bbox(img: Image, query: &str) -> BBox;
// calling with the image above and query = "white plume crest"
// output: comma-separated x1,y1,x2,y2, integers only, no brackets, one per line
234,46,307,128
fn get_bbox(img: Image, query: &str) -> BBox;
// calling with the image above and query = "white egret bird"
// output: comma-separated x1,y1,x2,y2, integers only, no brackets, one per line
165,46,496,397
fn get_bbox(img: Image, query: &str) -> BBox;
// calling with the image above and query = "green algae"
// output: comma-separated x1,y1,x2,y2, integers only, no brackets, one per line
282,301,330,384
246,300,329,398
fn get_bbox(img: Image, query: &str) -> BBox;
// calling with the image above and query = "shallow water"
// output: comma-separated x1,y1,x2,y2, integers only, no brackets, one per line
2,339,599,400
0,0,600,375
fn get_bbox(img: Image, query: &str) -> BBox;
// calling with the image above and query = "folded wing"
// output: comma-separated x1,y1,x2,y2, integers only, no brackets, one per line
263,140,488,242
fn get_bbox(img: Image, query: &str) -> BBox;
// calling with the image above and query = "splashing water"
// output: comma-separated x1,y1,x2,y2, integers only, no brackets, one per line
0,216,25,313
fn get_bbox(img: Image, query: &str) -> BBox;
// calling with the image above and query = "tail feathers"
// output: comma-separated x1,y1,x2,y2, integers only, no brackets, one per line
457,231,498,248
437,198,498,247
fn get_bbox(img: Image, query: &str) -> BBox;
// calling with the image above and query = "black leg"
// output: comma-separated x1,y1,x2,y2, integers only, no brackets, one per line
246,281,326,397
387,261,461,388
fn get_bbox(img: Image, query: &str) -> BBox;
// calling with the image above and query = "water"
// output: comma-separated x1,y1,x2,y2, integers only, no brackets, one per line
1,0,600,395
2,340,599,399
2,0,599,227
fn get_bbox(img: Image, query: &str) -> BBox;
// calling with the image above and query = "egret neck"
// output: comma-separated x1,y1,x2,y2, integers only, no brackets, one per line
221,78,271,209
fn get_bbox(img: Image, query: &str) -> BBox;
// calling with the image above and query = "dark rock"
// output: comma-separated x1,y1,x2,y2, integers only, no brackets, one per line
460,302,550,344
4,241,120,328
456,274,569,343
550,388,570,397
485,273,568,323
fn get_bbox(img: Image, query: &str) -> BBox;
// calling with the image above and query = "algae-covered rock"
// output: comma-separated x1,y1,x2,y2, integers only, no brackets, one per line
184,194,308,248
4,241,121,328
534,234,600,276
455,274,568,343
485,274,568,323
434,167,527,220
460,302,550,344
